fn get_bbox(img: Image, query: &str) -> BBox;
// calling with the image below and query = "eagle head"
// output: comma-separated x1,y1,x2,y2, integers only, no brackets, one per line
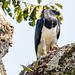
44,9,60,19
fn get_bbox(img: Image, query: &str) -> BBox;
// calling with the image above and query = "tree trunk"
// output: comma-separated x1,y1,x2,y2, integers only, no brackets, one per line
0,3,14,75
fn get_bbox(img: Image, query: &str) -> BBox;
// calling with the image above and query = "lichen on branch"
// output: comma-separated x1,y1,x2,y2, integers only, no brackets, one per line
19,43,75,75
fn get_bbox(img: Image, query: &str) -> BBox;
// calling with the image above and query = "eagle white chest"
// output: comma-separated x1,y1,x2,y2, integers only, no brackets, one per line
41,25,57,49
37,25,58,58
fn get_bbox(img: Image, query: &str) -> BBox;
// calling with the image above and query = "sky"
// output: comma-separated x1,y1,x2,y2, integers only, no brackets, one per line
2,0,75,75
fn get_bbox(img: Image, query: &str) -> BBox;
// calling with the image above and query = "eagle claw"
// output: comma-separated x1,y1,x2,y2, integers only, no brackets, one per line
51,44,59,50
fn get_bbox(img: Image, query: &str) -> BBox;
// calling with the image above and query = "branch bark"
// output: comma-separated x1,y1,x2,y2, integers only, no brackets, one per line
19,43,75,75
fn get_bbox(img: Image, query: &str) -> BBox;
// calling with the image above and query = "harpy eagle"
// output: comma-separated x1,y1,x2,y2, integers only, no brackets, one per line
35,9,60,58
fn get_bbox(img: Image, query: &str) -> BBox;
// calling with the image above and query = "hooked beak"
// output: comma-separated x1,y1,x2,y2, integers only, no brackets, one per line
54,11,60,16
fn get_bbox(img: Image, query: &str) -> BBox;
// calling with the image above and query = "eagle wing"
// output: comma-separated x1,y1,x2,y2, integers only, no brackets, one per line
56,18,60,39
35,18,44,55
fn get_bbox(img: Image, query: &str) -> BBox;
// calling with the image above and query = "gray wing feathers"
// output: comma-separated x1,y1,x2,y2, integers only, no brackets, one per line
56,18,60,39
35,18,44,54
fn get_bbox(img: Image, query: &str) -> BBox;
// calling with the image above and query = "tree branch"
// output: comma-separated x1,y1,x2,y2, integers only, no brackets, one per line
19,43,75,75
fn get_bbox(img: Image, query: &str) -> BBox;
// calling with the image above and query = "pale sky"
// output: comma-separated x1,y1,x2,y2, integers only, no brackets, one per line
2,0,75,75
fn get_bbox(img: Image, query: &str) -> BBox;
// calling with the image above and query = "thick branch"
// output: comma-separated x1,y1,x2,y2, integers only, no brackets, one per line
19,43,75,75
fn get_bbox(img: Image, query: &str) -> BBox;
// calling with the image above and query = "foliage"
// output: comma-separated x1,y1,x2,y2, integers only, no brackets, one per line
37,0,42,4
34,60,38,70
21,65,33,72
0,0,63,26
21,60,38,73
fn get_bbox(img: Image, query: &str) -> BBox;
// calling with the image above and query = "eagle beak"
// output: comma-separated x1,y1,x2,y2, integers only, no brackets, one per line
55,11,60,16
55,15,57,18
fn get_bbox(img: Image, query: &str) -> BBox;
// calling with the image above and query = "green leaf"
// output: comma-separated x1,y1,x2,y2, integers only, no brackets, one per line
58,15,63,24
54,3,63,9
29,7,37,20
8,13,12,17
29,7,37,26
16,14,22,23
37,0,42,4
16,9,23,23
29,21,35,26
0,0,6,7
12,0,20,7
23,8,28,20
17,9,21,15
14,6,20,13
34,60,38,70
0,0,5,4
21,65,33,72
3,1,10,8
5,6,12,17
6,7,11,12
50,5,57,10
28,7,37,26
44,5,50,9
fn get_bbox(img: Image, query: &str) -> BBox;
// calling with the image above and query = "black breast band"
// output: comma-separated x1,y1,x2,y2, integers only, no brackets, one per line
45,19,57,29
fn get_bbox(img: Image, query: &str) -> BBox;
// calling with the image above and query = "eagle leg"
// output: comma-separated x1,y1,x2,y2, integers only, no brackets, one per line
42,38,47,55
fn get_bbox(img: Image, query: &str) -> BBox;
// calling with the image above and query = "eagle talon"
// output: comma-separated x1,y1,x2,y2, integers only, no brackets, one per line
51,44,59,50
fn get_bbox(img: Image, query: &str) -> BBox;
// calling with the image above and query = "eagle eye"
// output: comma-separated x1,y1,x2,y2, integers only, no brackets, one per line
52,10,56,13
